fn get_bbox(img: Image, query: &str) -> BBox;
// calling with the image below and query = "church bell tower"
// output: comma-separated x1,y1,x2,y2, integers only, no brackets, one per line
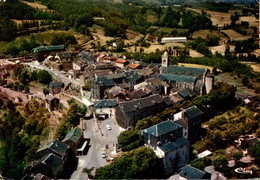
162,51,169,68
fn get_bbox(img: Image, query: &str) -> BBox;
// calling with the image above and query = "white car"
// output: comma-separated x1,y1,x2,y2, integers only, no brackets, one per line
101,151,106,158
106,125,111,130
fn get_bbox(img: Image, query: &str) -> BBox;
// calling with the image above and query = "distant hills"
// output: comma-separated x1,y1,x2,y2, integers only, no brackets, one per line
139,0,258,5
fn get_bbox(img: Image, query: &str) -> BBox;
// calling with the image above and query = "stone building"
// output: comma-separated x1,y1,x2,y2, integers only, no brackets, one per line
94,99,118,119
173,106,203,144
31,45,64,62
160,52,214,95
91,76,115,100
49,82,63,95
142,121,189,175
55,52,72,62
115,94,166,129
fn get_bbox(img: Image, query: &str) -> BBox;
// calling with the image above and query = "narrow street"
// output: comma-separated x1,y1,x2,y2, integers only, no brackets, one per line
25,62,82,85
70,118,121,179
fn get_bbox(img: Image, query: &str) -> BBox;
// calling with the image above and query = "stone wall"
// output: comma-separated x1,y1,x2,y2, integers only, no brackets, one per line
0,86,32,104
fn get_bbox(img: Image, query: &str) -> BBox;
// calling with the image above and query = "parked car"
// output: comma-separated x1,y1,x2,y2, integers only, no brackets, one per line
106,125,111,130
98,114,108,120
100,151,106,158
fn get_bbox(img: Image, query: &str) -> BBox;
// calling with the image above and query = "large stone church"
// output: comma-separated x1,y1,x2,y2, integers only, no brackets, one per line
160,51,214,95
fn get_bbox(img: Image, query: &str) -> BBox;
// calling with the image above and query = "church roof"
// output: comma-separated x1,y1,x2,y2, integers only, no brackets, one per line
161,65,206,77
161,73,197,83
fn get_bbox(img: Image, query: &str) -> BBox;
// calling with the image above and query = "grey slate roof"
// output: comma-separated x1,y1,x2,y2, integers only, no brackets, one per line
142,121,182,137
124,71,142,82
178,88,197,99
170,93,184,103
106,72,127,80
159,137,188,152
41,153,63,177
95,76,115,86
63,127,82,144
37,140,68,158
31,45,64,53
94,64,114,70
119,94,164,113
56,51,71,59
184,106,203,119
179,165,210,179
94,99,118,108
161,73,197,83
79,51,96,62
161,65,206,77
49,82,63,88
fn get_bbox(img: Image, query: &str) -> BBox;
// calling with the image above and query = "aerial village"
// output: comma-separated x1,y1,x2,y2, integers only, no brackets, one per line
0,0,259,179
0,39,258,179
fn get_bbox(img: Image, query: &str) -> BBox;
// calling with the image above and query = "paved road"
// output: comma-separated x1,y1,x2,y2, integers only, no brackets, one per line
21,61,121,179
70,118,122,179
25,61,82,85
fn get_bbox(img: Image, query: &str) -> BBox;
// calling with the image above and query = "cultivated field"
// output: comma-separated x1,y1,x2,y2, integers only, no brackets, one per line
186,8,231,27
186,8,245,28
239,16,259,28
127,42,185,53
210,44,235,55
189,49,204,58
88,25,115,47
221,29,251,41
6,30,82,47
154,26,189,34
178,63,214,72
113,0,123,3
250,64,260,73
21,0,52,12
192,29,226,39
125,29,144,44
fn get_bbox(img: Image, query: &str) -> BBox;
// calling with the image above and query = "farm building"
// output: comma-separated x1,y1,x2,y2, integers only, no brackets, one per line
161,37,187,43
31,45,64,62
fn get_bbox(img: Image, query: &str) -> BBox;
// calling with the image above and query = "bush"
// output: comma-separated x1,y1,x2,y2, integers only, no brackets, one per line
118,130,143,151
37,70,52,84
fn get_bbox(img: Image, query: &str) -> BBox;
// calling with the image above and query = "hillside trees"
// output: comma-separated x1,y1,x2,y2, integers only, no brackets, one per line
94,147,161,179
182,11,212,32
118,130,143,151
0,17,17,41
161,7,180,28
0,99,50,179
51,34,77,47
55,101,86,140
37,70,52,84
249,142,260,166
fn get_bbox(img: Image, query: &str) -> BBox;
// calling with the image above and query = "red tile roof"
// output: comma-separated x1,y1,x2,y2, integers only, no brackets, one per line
128,64,140,69
115,59,126,64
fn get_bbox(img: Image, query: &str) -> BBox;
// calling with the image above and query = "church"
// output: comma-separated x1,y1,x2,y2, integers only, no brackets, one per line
160,51,214,95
